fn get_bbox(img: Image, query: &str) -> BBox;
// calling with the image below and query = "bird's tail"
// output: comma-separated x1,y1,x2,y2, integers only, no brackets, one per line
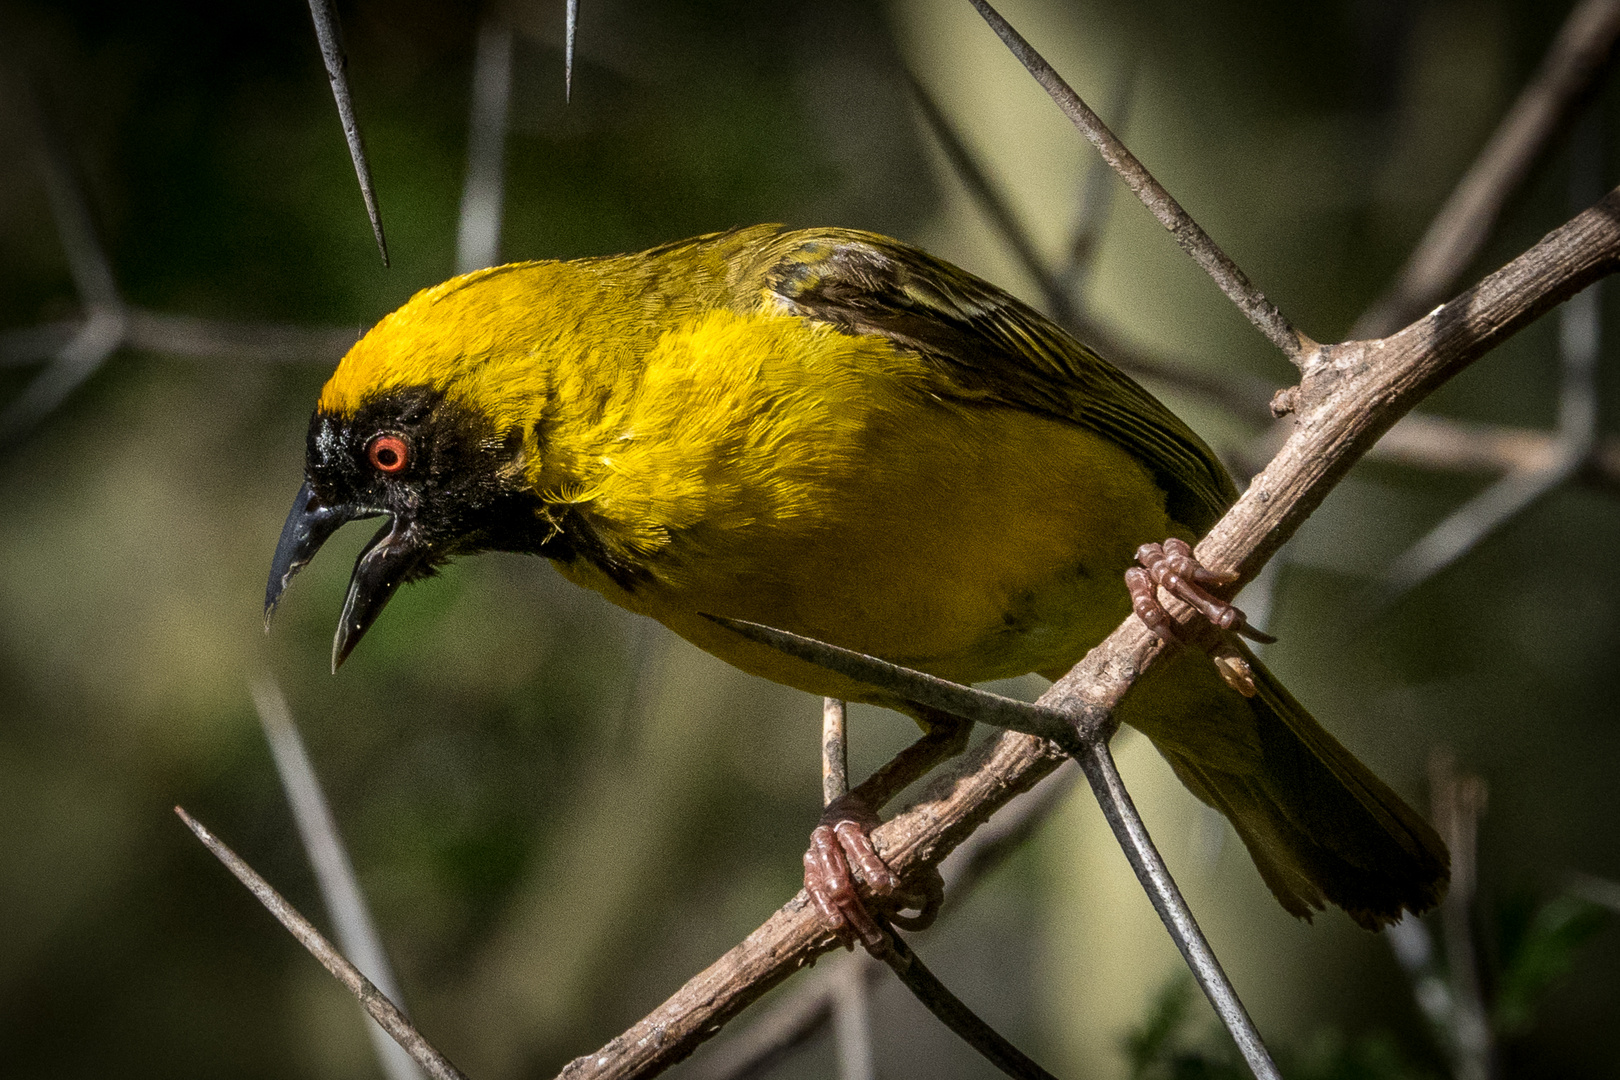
1123,645,1449,929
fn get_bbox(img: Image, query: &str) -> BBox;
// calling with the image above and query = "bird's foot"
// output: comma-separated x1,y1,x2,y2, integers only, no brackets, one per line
804,793,940,954
1126,538,1275,697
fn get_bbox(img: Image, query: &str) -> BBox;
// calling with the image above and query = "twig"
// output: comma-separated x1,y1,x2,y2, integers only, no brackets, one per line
966,0,1313,366
124,310,360,363
0,321,77,367
456,18,514,275
252,677,426,1080
32,123,119,311
306,0,390,266
1368,413,1602,476
749,615,1275,1078
822,698,850,808
676,625,1275,1075
1075,742,1279,1080
1429,751,1493,1080
3,310,358,368
1354,0,1620,339
553,177,1620,1080
174,807,468,1080
1374,113,1605,605
0,306,125,443
694,968,854,1080
882,932,1059,1080
726,626,1279,1075
554,729,1070,1080
1373,453,1585,604
1083,321,1279,424
936,760,1081,921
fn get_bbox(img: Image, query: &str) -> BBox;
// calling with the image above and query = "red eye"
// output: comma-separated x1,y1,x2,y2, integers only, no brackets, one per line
367,434,409,474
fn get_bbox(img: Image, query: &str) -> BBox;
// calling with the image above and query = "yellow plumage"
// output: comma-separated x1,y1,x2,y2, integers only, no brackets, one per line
283,225,1448,927
325,233,1173,701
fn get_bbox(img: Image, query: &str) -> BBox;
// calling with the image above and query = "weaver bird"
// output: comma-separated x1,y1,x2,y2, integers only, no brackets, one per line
266,225,1447,948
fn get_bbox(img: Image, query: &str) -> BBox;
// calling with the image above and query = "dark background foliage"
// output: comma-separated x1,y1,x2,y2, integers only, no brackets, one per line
0,1,1614,1078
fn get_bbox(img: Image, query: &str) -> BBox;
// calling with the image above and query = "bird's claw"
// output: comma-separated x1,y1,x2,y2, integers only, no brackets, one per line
1129,538,1273,696
804,798,900,955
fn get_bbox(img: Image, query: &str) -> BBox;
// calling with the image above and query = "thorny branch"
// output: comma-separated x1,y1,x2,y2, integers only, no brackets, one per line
905,64,1276,421
921,0,1620,501
551,181,1620,1080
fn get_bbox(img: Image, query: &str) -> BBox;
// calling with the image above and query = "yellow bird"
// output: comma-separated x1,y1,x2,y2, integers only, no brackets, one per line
266,225,1447,945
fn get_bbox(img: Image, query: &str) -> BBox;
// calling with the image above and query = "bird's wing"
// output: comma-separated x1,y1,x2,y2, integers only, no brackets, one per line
755,228,1237,534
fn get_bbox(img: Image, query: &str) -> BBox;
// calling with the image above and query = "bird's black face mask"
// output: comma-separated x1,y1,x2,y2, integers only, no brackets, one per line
264,386,541,671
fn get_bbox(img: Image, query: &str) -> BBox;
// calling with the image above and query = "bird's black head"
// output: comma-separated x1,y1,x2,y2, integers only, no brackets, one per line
265,386,545,670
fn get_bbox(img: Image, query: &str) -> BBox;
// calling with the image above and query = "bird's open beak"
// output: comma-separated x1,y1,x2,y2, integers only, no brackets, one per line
265,480,427,672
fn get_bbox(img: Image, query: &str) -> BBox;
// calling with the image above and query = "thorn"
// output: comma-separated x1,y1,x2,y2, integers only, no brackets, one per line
305,0,390,266
565,0,578,102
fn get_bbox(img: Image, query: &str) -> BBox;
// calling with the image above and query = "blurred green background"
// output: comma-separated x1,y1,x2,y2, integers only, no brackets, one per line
1,1,1617,1078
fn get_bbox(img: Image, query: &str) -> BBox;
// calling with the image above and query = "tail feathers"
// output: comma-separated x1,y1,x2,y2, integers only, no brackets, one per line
1137,648,1449,929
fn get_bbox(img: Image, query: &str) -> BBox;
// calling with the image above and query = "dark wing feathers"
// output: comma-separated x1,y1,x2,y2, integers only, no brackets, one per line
762,229,1237,534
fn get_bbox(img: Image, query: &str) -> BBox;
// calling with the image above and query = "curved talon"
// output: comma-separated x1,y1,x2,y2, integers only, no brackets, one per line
1131,539,1264,644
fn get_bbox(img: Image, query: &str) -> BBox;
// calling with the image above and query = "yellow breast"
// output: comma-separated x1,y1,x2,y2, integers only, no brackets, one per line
546,307,1183,709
